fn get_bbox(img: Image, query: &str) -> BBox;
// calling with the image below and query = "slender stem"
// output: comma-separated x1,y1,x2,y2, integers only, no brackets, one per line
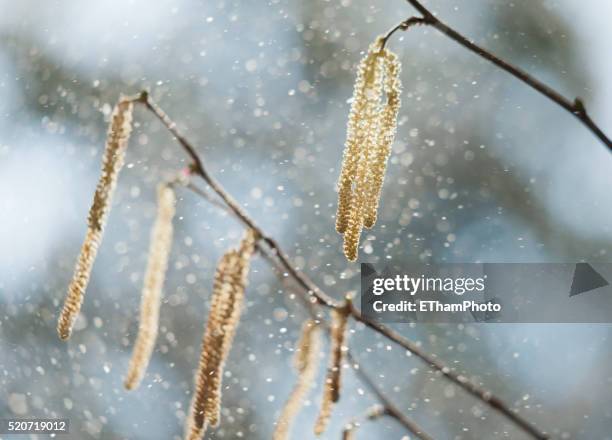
397,0,612,151
134,94,549,440
350,305,547,439
404,0,435,19
381,16,428,48
347,352,434,440
139,91,341,308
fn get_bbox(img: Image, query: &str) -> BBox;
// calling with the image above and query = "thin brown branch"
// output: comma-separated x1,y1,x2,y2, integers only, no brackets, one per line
347,352,434,440
135,94,548,440
396,0,612,151
138,91,341,308
349,305,547,439
184,181,230,212
381,16,428,49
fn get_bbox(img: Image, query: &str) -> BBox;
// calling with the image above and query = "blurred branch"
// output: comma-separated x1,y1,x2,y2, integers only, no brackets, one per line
340,404,386,439
391,0,612,152
346,352,434,440
129,91,549,440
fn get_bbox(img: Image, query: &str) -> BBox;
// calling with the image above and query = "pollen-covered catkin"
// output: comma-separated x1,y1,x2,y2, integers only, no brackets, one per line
124,184,176,390
57,98,133,340
363,50,402,228
336,38,384,235
273,320,322,440
335,37,402,261
186,229,256,440
314,307,350,435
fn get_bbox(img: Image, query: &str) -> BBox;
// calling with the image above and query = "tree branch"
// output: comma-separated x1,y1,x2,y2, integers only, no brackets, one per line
396,0,612,151
131,92,549,440
381,16,428,49
350,306,547,439
184,181,432,439
347,352,435,440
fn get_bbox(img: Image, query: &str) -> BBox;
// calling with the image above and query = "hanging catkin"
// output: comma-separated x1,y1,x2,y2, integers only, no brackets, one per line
124,184,176,390
335,37,402,261
314,307,350,436
273,320,322,440
363,50,402,228
57,98,134,340
185,229,257,440
336,38,384,237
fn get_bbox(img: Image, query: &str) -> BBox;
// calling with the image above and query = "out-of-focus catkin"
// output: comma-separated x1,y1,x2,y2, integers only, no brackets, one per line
273,320,322,440
335,37,402,261
185,229,256,440
314,307,350,436
124,184,176,390
342,424,356,440
57,98,133,340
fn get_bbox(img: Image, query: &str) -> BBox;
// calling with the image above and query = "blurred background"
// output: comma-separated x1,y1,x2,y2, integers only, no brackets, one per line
1,0,612,438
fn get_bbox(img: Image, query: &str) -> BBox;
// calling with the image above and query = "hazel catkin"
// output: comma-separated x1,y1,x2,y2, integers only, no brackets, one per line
273,320,322,440
314,306,350,435
124,184,176,390
185,229,257,440
57,97,134,340
335,37,402,261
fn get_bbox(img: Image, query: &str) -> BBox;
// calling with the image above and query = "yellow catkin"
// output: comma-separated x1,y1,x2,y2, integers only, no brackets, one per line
336,38,385,236
124,184,176,390
57,98,133,340
336,37,402,261
314,307,350,436
185,230,256,440
273,320,322,440
363,50,402,228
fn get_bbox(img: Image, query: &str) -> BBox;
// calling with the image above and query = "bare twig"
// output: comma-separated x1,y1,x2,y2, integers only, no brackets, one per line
347,352,434,440
131,93,549,439
137,91,340,308
349,305,547,439
381,16,428,49
393,0,612,151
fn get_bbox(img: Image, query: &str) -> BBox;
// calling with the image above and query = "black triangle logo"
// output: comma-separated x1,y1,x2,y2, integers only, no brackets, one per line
569,263,609,297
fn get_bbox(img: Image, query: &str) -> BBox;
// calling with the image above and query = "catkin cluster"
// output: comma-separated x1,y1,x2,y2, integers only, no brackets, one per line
314,306,350,435
124,184,176,390
186,229,257,440
336,37,402,261
57,98,134,340
273,320,322,440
